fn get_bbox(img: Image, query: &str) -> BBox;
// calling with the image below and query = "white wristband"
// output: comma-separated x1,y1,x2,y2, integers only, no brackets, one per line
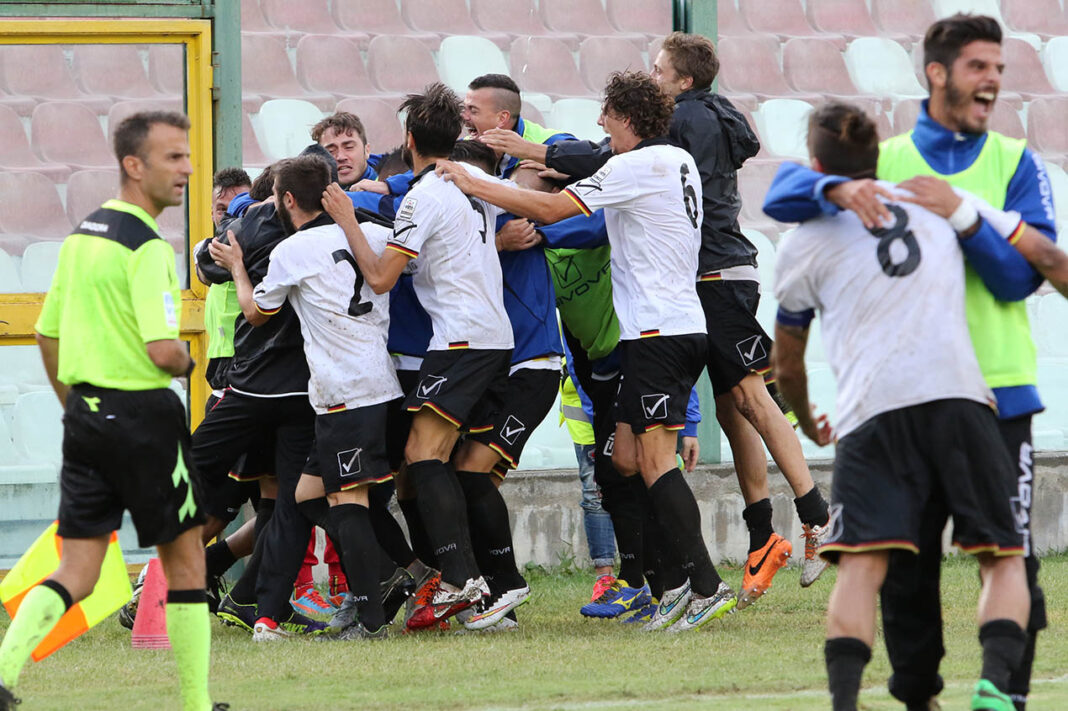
948,199,979,233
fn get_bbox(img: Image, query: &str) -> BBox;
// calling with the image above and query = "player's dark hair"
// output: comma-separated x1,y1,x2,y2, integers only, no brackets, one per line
273,155,331,213
660,32,719,89
602,71,674,141
310,111,368,145
249,164,278,201
449,139,497,175
401,83,463,158
807,102,879,179
468,73,522,117
923,13,1002,87
375,146,409,180
212,166,251,191
113,110,190,181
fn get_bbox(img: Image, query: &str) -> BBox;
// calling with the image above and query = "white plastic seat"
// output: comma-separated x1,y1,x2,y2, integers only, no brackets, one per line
437,36,510,95
754,99,813,160
931,0,1004,25
548,99,604,142
1043,163,1068,232
1037,293,1068,357
845,38,925,97
1034,357,1068,444
20,242,63,293
0,346,50,390
253,99,325,162
1044,37,1068,92
0,248,22,293
12,391,63,465
514,393,576,470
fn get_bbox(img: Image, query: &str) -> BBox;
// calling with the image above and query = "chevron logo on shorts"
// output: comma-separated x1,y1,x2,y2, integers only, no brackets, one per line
337,447,362,476
417,375,447,399
500,415,526,445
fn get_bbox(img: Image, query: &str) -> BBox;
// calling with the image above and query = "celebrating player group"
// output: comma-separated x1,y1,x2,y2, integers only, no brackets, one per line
0,11,1061,711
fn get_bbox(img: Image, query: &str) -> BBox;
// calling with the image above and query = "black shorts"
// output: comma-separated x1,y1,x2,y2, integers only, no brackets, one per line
616,334,706,435
304,403,395,493
697,279,773,397
820,399,1024,563
58,385,205,548
467,367,561,477
403,348,511,431
203,393,262,521
386,370,421,472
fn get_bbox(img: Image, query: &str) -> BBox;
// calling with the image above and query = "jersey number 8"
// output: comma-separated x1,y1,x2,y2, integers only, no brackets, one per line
867,204,921,277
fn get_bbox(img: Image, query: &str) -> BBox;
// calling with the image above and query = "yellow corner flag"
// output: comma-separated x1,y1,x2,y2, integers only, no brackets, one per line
0,522,132,661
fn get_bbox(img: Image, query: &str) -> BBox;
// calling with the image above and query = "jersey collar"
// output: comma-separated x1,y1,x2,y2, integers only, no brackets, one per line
296,211,335,232
632,135,674,150
410,162,438,186
102,199,160,233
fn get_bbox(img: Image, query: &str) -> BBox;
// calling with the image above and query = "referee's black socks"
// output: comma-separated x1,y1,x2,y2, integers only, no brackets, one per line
457,470,525,591
980,619,1027,695
327,503,386,632
647,468,722,596
408,459,479,587
825,637,871,711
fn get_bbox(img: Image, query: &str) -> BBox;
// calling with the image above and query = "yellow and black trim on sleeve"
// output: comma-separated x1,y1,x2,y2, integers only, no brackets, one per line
1006,221,1026,246
563,188,593,217
387,243,419,259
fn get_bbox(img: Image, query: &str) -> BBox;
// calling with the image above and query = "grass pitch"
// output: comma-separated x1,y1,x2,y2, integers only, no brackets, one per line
3,555,1065,710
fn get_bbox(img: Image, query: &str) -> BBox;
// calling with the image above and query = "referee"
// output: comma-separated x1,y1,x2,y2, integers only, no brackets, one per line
0,112,223,711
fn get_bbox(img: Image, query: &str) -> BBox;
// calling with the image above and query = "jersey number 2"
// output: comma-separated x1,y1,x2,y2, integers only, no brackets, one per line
331,250,373,316
867,204,921,277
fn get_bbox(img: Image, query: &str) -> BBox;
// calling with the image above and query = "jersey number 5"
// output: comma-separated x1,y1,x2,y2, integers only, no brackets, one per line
680,164,699,229
867,204,921,277
331,250,373,316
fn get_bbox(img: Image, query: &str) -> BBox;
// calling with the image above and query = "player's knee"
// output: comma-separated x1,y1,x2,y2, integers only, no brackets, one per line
837,551,889,588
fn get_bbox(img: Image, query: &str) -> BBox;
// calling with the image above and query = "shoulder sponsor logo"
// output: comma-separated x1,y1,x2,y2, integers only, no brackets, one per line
162,291,178,329
396,197,418,223
79,220,109,233
735,335,766,366
500,415,526,445
641,393,669,420
417,374,447,399
337,447,362,476
574,165,612,194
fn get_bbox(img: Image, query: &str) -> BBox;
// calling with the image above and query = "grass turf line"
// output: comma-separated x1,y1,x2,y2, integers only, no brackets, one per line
1,554,1064,710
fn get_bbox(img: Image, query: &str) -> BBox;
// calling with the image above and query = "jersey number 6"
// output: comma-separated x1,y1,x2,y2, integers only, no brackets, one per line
867,204,921,277
331,249,373,316
680,164,700,229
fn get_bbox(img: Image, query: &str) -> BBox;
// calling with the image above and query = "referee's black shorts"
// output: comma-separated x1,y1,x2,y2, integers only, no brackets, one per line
58,385,205,548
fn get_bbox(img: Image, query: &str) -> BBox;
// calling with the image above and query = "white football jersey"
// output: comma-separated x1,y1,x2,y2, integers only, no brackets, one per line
386,163,513,351
564,142,706,341
254,220,403,414
774,185,1023,437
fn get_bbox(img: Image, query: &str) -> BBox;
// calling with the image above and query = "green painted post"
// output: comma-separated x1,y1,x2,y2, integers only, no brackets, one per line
211,0,242,172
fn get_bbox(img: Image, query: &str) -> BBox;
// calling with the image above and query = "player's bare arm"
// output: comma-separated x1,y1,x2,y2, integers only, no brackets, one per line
34,333,68,404
322,182,409,294
1011,226,1068,298
772,323,833,446
479,128,548,163
209,230,269,327
437,159,580,224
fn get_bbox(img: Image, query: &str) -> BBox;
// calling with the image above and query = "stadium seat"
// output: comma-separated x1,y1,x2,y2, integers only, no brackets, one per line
253,99,324,163
335,97,405,151
510,37,589,98
295,35,377,98
65,170,120,227
470,0,579,47
240,33,336,111
548,99,604,143
1036,357,1068,442
0,105,71,183
1042,163,1068,231
147,44,185,96
1002,38,1058,99
740,0,824,39
0,346,50,391
0,172,72,240
870,0,937,39
736,159,783,227
0,248,22,293
1003,0,1068,39
0,44,111,114
239,0,277,34
605,0,673,37
242,111,270,168
1044,37,1068,92
754,99,813,160
1037,293,1068,357
107,99,185,136
520,100,545,125
742,228,777,288
931,0,1004,26
73,44,160,100
1026,97,1068,158
782,37,862,96
438,36,510,96
332,0,440,48
20,241,63,294
806,0,891,40
718,36,818,100
715,0,752,37
31,101,115,170
540,0,646,44
578,37,647,93
844,38,925,97
366,35,440,95
11,391,63,465
400,0,511,50
260,0,365,43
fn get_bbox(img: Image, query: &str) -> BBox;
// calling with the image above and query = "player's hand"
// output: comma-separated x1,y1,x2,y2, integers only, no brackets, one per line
480,128,544,161
896,175,962,218
208,230,242,271
825,179,895,229
680,436,699,472
352,178,389,195
799,406,834,447
518,159,571,182
436,160,474,193
496,219,540,251
322,182,358,227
